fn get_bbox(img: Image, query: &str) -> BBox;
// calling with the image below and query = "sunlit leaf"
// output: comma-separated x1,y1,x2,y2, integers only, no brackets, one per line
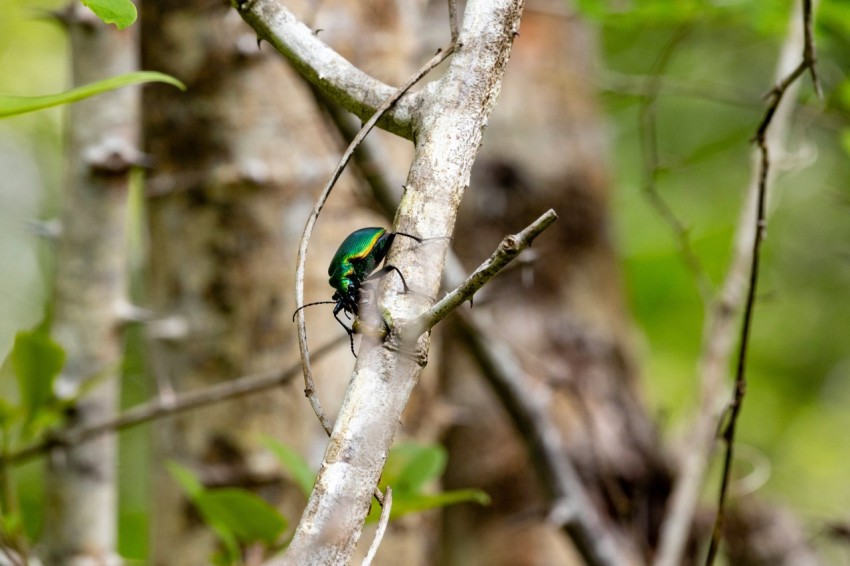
392,443,447,494
168,462,287,550
166,461,204,499
10,330,64,423
81,0,137,30
0,71,185,119
262,437,315,497
195,489,287,546
380,442,446,492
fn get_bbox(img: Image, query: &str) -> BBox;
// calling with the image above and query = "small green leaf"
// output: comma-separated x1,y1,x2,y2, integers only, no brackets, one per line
262,437,315,497
840,129,850,157
0,71,186,119
0,398,18,428
81,0,137,30
391,489,490,519
367,488,490,523
380,442,446,493
209,523,241,566
195,489,287,546
11,330,65,423
166,461,204,499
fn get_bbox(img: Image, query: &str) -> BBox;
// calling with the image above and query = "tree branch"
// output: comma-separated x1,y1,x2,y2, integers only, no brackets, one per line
0,338,342,468
234,0,422,140
315,77,635,566
449,279,640,566
292,44,455,442
398,209,557,343
638,24,712,302
273,0,525,562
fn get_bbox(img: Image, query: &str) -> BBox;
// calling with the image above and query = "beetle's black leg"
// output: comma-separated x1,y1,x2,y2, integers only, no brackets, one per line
364,265,411,294
394,232,452,245
333,310,357,357
391,232,423,244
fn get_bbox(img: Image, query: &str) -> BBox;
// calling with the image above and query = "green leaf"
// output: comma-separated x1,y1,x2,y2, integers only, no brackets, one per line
262,437,315,497
0,71,186,119
167,462,287,550
0,398,18,429
166,461,204,499
10,330,65,423
367,488,490,523
195,489,287,546
841,130,850,158
81,0,137,30
208,524,241,566
380,442,446,493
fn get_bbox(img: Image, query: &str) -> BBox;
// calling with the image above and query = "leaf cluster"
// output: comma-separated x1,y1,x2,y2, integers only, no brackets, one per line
168,439,489,565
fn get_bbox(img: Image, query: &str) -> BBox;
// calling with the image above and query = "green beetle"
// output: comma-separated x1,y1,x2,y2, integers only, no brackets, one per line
294,227,423,355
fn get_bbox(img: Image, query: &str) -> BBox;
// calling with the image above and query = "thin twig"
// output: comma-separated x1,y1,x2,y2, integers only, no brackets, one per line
802,0,822,98
448,0,459,43
639,25,713,302
704,1,820,563
0,338,342,468
654,3,818,563
398,209,558,344
293,44,455,439
361,487,392,566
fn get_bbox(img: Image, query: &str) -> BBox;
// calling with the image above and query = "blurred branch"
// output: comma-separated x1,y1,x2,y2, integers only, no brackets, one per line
452,290,641,566
644,1,813,566
41,4,141,561
0,338,342,468
599,70,760,109
234,0,422,139
654,2,821,564
638,24,713,302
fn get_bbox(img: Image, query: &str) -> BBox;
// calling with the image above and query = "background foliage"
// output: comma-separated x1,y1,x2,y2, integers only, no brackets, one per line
1,0,849,561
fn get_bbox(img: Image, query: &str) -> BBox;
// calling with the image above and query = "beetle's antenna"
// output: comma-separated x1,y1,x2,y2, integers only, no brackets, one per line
292,301,337,321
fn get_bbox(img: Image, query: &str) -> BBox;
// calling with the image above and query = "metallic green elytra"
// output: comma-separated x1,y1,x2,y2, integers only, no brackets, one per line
328,227,393,297
293,227,423,356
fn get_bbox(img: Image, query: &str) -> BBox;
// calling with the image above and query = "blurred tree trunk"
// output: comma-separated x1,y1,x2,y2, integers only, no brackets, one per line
42,4,138,564
141,1,431,563
439,2,672,564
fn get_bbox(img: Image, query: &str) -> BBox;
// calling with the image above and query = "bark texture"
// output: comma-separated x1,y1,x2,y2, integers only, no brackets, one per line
142,2,329,562
42,4,138,564
142,1,426,564
273,0,525,562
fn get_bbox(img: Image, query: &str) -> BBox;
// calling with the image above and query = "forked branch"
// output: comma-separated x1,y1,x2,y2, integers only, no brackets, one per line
234,0,422,139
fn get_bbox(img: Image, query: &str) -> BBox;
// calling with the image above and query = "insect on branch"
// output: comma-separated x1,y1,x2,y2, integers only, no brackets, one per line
292,44,456,443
